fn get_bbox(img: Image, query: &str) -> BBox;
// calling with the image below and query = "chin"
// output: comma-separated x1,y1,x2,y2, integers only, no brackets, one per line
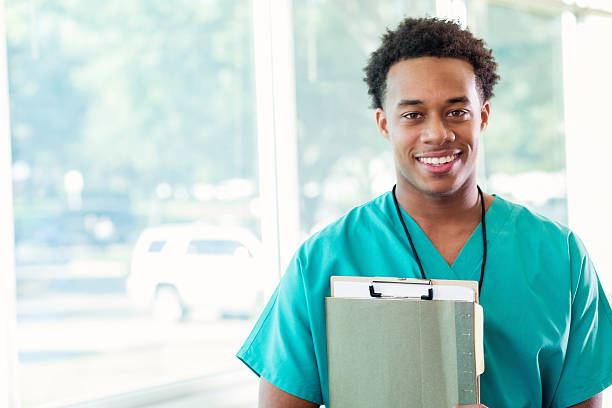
420,185,459,197
408,181,457,197
400,171,464,198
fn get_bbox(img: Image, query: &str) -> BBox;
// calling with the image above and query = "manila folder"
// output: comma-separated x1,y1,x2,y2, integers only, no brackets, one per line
326,297,478,408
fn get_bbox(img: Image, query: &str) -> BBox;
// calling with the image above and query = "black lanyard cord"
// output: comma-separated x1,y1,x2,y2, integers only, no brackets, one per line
392,185,426,279
478,185,487,294
391,184,487,295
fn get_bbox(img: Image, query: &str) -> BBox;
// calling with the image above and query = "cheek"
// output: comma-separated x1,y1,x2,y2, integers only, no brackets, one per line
454,122,479,146
466,134,480,161
470,116,483,135
390,127,419,147
390,136,415,161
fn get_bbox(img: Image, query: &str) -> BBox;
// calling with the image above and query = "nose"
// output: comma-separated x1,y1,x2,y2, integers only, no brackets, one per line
420,116,455,144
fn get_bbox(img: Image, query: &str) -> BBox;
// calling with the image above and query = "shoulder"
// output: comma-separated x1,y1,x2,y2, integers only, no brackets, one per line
488,195,594,285
492,195,577,250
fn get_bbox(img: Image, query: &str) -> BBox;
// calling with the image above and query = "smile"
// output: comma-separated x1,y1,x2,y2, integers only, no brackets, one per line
416,153,461,166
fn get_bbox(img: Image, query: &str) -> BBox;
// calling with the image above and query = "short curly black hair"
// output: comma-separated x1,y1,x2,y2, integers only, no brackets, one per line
364,17,499,109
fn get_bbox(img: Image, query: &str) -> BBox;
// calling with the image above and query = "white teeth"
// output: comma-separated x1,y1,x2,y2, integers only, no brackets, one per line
417,154,457,165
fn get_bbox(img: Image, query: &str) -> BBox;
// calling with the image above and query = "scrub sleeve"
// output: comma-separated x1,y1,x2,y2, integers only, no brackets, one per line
550,234,612,407
236,253,323,405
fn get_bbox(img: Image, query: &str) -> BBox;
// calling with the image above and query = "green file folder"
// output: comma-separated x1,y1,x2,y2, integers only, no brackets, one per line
326,294,481,407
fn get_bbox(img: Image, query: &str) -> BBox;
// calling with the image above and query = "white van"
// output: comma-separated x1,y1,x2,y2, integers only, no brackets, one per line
126,224,264,321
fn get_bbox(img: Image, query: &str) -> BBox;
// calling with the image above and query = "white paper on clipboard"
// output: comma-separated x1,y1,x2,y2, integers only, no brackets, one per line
332,279,475,301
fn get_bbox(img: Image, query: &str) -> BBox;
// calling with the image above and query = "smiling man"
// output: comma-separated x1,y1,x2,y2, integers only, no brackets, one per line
237,17,612,407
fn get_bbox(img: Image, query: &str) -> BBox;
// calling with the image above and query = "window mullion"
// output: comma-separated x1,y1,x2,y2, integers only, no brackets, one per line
0,0,20,406
252,0,300,291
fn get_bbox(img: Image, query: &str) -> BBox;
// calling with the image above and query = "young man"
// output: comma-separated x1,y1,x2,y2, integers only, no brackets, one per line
237,17,612,407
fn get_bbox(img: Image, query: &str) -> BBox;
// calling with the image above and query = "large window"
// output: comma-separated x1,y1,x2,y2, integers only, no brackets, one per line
6,1,260,406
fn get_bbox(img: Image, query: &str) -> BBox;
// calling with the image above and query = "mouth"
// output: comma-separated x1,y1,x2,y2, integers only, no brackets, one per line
414,151,462,173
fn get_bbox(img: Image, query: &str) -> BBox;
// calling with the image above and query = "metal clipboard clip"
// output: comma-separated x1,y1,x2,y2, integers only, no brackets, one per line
368,279,434,300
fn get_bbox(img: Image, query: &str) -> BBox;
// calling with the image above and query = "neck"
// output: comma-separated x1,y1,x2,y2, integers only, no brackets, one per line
394,176,481,228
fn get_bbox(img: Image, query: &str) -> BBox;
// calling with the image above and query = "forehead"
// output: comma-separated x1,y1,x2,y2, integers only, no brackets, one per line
385,57,479,107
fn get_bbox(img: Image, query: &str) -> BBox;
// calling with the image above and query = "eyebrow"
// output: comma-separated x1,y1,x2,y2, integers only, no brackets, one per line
396,96,469,108
397,99,423,107
447,96,469,104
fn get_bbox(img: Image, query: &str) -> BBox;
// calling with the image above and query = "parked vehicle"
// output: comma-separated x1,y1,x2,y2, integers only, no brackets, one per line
126,224,264,321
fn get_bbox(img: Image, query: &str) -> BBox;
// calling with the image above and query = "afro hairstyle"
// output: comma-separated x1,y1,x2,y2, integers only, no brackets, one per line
364,17,500,109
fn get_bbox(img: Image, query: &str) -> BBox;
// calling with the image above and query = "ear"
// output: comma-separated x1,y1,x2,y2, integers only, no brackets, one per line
376,108,390,141
480,102,490,132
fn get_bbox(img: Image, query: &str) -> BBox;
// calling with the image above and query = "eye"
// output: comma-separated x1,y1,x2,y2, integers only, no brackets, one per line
448,109,468,118
402,112,423,120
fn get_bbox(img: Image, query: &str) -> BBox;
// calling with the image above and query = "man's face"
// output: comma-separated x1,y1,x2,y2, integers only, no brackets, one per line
376,57,490,197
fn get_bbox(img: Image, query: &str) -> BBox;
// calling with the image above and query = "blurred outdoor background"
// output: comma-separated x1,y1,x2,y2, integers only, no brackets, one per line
1,0,611,407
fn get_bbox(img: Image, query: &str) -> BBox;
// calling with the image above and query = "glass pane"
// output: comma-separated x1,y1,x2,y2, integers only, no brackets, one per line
6,0,260,406
471,5,567,223
293,0,436,236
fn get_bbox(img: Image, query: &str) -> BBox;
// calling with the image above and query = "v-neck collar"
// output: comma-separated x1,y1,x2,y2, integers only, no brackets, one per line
386,192,511,282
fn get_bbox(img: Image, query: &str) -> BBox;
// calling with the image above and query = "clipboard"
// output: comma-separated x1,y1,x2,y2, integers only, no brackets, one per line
326,276,484,408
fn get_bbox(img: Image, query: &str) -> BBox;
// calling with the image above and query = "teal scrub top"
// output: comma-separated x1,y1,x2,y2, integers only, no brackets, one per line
237,192,612,407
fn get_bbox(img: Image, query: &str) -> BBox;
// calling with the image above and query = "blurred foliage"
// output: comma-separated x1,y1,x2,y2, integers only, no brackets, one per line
6,0,258,246
475,5,566,175
7,0,257,203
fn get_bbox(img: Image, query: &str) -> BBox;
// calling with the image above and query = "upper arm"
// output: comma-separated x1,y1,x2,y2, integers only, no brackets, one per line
259,377,319,408
236,252,324,404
